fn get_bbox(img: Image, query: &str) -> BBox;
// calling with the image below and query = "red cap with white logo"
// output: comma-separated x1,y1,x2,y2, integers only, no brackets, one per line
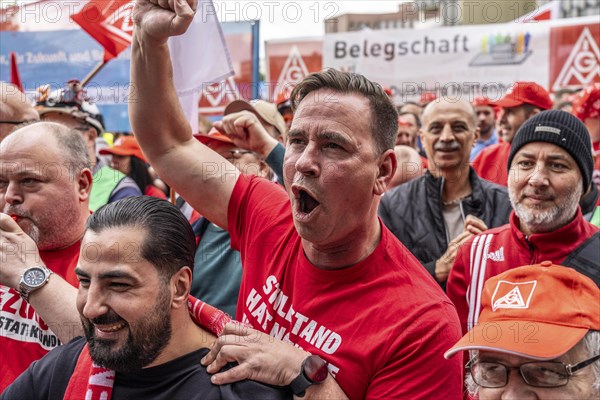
444,262,600,360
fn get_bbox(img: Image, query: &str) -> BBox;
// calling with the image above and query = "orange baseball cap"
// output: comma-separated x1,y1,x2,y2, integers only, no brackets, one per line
99,135,146,163
445,262,600,360
491,81,553,110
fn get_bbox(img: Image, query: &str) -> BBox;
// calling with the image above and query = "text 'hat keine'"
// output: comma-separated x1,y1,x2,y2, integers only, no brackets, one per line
445,262,600,360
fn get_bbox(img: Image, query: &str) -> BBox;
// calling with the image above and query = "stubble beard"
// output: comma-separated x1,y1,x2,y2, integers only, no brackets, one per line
509,184,582,234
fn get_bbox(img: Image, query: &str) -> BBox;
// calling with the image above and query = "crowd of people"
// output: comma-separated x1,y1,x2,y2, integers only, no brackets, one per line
1,1,599,399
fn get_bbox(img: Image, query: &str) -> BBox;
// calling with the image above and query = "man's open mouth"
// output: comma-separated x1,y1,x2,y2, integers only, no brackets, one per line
298,189,320,214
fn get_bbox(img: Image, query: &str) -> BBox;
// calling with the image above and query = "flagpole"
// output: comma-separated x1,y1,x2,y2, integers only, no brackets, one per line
81,60,109,87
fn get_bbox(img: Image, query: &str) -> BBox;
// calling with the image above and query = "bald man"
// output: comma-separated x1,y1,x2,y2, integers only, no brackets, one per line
380,99,511,289
0,82,39,142
388,145,423,190
1,122,90,390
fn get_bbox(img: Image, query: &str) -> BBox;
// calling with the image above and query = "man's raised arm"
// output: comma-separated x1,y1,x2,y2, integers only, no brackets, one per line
130,0,238,229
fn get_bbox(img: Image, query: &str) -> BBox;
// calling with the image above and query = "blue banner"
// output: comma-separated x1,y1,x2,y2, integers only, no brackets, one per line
0,21,258,131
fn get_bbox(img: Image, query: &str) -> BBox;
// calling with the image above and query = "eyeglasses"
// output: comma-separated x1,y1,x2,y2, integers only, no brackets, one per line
219,150,255,161
0,120,37,125
467,354,600,388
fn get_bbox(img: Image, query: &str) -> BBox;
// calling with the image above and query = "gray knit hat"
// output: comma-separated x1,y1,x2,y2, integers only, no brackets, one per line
507,110,593,190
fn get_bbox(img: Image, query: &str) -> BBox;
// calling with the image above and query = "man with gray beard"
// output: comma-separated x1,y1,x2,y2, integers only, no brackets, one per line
447,110,599,335
0,122,90,391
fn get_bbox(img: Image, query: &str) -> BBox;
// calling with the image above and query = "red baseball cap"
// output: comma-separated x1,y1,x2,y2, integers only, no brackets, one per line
492,81,553,110
398,116,413,127
99,136,146,163
572,83,600,122
472,96,501,115
419,92,437,106
445,262,600,360
472,96,493,107
194,127,234,147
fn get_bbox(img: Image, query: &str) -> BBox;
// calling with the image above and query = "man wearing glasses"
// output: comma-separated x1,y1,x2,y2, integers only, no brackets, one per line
445,263,600,399
0,82,39,142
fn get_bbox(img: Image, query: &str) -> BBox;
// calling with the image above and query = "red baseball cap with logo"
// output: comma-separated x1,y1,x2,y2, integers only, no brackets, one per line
99,135,146,163
492,82,553,110
445,262,600,360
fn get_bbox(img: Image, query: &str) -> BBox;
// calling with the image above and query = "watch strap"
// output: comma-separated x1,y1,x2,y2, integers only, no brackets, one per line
289,355,328,397
289,368,312,397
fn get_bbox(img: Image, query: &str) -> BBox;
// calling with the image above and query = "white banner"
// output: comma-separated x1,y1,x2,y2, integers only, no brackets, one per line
324,16,599,103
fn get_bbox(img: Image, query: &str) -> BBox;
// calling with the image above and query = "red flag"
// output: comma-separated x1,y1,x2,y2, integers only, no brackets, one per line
10,52,23,92
521,1,560,22
72,0,134,62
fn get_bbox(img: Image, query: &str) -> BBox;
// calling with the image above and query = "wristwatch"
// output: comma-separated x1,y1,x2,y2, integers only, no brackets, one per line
289,355,329,397
18,265,54,302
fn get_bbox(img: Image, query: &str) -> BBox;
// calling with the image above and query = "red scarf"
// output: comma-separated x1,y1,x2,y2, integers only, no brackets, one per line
63,296,231,400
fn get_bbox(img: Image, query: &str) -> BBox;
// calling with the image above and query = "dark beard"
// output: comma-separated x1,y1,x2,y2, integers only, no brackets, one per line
82,291,172,372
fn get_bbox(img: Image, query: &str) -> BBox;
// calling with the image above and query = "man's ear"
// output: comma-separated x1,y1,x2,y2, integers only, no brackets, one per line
374,149,397,195
419,128,427,148
78,168,93,202
86,129,97,143
529,108,542,118
473,126,481,144
170,267,192,309
258,159,272,180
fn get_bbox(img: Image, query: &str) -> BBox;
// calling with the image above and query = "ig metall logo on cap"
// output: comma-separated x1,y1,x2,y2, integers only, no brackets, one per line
491,280,537,311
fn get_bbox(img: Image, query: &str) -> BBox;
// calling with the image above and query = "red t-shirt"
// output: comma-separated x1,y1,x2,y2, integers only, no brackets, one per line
0,241,80,392
228,175,463,399
472,141,511,186
144,184,167,200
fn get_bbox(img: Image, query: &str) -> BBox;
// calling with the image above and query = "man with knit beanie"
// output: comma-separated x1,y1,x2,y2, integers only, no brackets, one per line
448,110,600,334
472,82,553,186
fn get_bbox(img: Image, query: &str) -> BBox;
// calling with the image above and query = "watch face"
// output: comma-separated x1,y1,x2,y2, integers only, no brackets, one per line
23,268,46,287
304,355,329,383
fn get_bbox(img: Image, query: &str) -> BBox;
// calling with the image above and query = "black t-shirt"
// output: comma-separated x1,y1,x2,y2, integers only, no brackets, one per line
1,337,291,400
